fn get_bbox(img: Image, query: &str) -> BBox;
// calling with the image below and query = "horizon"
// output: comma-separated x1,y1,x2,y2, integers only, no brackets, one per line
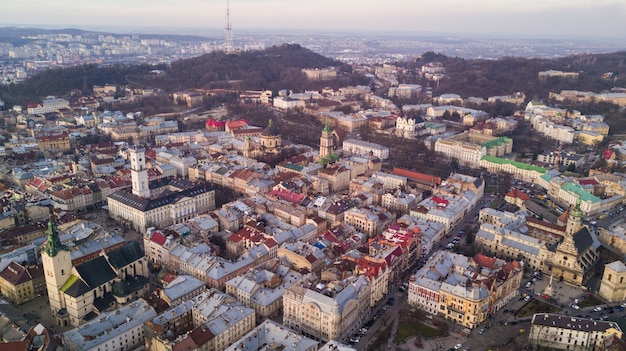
2,0,626,42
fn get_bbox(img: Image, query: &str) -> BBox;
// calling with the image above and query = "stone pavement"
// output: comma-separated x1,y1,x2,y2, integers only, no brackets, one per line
14,294,74,335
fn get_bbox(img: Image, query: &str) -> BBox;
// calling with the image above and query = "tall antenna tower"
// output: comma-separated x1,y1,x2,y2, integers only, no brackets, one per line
224,0,233,53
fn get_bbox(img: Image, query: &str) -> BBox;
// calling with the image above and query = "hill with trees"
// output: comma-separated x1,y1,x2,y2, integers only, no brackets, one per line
2,44,626,108
401,51,626,101
131,43,354,92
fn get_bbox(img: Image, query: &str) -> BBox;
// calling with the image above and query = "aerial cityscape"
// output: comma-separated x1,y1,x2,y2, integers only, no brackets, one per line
2,1,626,351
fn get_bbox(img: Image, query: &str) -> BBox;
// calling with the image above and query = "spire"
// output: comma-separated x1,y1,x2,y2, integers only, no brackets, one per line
43,215,67,257
322,118,332,133
571,198,582,219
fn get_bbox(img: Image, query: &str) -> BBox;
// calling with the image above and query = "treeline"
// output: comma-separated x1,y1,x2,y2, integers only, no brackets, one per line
133,44,355,92
0,63,162,106
403,51,626,101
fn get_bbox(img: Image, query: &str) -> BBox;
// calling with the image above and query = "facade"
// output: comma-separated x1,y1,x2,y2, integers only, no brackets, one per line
599,261,626,303
283,277,370,342
434,139,485,167
479,156,547,184
529,313,622,350
342,139,389,160
27,97,70,114
407,251,523,329
0,262,44,305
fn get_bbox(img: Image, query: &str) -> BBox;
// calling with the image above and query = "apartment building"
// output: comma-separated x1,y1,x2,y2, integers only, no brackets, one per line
529,313,622,350
342,139,389,160
283,276,370,341
408,251,522,329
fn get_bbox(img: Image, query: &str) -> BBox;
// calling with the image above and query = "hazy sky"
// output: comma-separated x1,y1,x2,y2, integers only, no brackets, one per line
2,0,625,39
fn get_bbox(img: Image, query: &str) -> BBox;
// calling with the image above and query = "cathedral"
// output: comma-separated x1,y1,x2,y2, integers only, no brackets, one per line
41,217,150,327
243,119,283,158
544,202,601,285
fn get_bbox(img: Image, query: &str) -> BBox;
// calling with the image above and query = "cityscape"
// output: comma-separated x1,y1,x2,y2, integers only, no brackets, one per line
2,1,626,351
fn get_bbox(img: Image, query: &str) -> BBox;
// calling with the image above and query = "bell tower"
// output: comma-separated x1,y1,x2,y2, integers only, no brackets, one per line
41,216,71,322
320,119,334,159
130,146,150,198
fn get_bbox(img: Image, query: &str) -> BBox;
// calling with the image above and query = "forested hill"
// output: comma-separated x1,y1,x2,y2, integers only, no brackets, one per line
0,44,354,106
408,51,626,101
134,43,354,91
2,44,626,107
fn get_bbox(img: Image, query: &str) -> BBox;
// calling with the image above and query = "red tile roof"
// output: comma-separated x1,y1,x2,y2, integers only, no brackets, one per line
392,168,441,186
150,231,167,245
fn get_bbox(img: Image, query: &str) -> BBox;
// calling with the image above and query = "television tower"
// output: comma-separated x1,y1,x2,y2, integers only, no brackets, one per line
224,0,233,53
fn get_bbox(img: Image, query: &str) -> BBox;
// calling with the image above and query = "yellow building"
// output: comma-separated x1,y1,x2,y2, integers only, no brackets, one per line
577,130,604,146
599,261,626,303
0,262,44,305
408,251,523,329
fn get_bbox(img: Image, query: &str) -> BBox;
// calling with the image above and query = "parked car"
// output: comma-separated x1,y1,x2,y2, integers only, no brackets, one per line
594,307,603,312
454,344,463,350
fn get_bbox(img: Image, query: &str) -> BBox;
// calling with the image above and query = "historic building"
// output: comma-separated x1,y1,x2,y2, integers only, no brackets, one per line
599,261,626,303
41,217,150,327
319,119,334,159
107,146,215,233
407,251,522,329
529,313,622,350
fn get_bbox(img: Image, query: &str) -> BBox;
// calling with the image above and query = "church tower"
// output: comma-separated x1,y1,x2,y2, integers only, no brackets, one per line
319,119,334,159
243,136,252,158
566,200,583,236
41,216,71,324
130,146,150,198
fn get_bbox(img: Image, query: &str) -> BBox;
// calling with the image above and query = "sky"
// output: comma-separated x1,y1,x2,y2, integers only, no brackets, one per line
2,0,626,39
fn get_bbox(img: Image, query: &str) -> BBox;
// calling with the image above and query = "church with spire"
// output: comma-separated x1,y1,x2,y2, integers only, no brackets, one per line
41,215,150,327
545,200,600,285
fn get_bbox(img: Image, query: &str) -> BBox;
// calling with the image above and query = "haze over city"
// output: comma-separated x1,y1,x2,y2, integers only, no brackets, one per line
3,0,626,39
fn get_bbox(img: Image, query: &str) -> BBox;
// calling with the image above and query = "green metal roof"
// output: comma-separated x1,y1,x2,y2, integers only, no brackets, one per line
561,182,601,204
285,163,304,171
481,137,511,149
60,275,79,292
481,156,547,174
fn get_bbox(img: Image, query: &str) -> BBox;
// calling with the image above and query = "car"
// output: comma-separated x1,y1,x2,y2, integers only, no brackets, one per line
594,307,603,312
525,282,532,288
524,295,532,302
617,306,624,312
478,328,486,334
454,344,463,350
463,348,470,351
572,304,580,310
387,297,396,305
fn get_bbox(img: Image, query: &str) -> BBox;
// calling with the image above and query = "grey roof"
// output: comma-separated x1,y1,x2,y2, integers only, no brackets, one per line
108,183,211,212
63,299,157,351
106,241,143,269
572,227,600,253
162,275,206,302
63,279,91,298
75,256,116,289
531,313,621,333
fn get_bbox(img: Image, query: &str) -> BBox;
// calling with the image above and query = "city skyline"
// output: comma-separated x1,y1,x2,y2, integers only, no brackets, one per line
2,0,626,40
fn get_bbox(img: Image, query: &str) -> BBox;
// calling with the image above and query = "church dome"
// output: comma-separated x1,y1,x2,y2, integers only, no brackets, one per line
262,119,280,137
